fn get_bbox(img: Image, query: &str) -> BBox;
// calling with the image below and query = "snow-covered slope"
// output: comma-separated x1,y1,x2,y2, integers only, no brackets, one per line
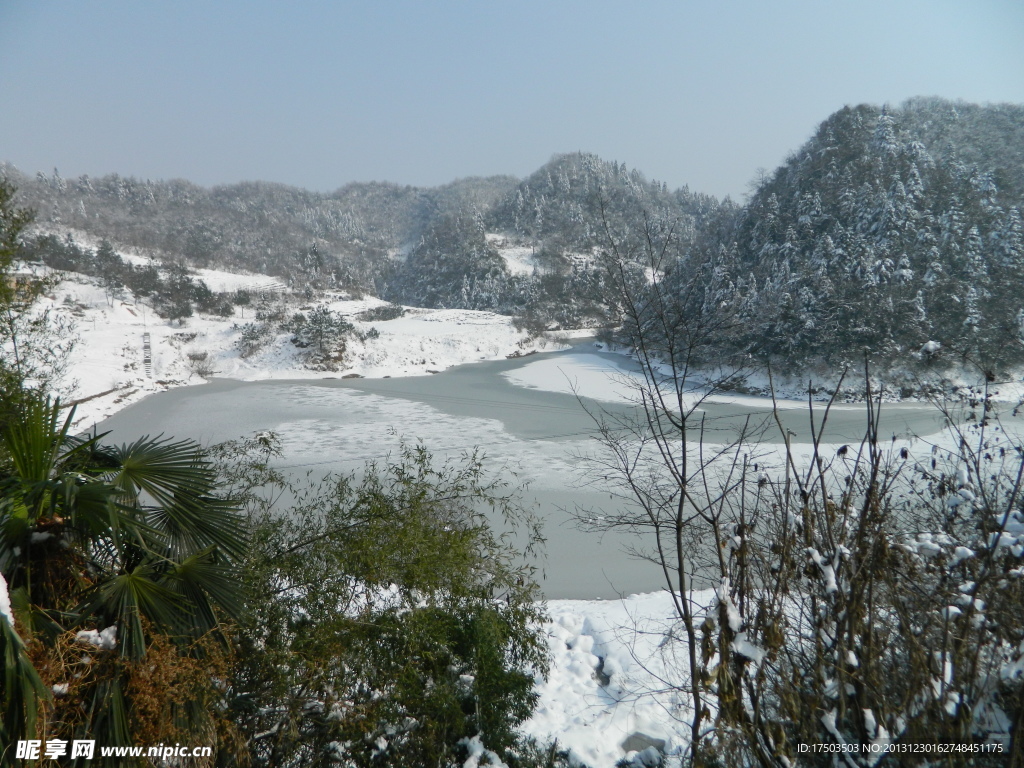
44,270,563,428
487,233,539,276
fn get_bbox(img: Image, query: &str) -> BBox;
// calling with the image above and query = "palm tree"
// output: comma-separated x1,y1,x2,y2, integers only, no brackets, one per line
0,394,247,764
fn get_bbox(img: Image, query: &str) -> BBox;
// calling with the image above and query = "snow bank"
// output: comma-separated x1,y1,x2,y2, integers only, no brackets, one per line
0,572,14,630
502,351,640,403
525,590,715,767
502,349,816,411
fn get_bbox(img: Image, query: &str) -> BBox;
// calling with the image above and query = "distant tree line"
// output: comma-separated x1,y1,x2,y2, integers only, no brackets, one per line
3,164,518,299
18,234,237,320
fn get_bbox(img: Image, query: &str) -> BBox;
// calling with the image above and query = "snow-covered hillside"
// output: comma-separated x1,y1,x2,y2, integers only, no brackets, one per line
43,268,565,428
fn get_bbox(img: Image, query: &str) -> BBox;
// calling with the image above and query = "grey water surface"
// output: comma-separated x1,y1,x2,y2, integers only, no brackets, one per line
96,344,948,599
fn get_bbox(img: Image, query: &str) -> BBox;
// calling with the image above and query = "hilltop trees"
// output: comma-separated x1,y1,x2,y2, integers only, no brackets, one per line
4,165,519,298
379,152,732,326
576,100,1024,382
713,101,1024,375
488,152,719,251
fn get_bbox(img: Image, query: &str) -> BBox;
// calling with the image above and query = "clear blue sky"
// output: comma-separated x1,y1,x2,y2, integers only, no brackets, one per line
1,1,1022,200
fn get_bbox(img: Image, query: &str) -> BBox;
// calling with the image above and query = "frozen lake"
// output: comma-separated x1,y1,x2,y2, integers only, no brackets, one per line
96,343,949,598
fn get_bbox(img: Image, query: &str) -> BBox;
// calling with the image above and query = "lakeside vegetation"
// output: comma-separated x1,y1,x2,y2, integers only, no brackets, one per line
0,180,562,768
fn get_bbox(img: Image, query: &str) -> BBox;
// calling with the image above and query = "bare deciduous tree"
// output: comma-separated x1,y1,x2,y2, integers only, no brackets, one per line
580,206,1024,766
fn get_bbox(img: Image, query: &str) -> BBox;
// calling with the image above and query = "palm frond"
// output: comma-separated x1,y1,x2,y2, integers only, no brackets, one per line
2,399,100,489
82,565,185,659
0,589,49,754
84,676,134,752
105,437,247,559
162,547,246,628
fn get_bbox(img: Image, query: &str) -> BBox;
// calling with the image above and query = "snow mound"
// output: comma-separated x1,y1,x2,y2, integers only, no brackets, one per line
524,591,715,766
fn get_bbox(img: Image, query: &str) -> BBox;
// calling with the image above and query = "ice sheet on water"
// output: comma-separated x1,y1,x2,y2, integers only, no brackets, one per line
271,387,591,490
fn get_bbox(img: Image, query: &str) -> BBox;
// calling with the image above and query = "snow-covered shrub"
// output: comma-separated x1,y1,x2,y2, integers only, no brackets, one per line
186,348,214,377
695,390,1024,765
235,321,274,358
356,302,405,322
288,304,354,370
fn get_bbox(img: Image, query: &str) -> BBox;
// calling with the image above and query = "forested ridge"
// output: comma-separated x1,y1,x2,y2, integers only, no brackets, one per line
7,96,1024,375
713,97,1024,373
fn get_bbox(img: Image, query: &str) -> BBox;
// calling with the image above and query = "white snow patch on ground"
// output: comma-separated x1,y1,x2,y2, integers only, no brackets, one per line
192,266,286,294
502,351,640,403
487,233,539,276
524,590,714,767
987,380,1024,404
0,572,15,629
502,349,817,410
221,303,564,382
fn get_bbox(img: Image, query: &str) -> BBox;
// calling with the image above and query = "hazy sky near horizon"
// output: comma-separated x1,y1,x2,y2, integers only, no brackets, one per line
1,1,1022,200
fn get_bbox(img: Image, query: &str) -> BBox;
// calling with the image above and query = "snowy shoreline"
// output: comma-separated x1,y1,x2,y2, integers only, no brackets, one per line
45,270,582,429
